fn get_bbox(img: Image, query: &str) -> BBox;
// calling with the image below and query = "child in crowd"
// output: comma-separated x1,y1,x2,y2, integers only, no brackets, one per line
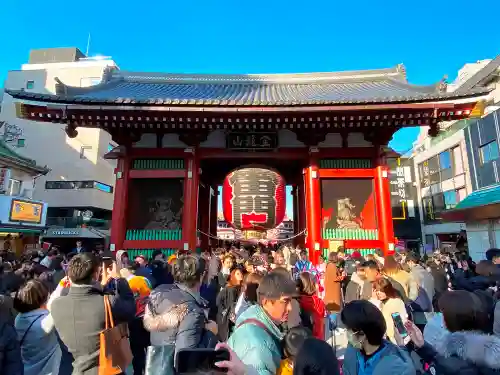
276,326,312,375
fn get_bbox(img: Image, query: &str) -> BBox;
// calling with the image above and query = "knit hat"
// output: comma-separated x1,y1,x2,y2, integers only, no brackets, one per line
351,251,362,259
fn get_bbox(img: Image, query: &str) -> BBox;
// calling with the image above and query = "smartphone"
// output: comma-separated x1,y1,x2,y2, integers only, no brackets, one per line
391,313,408,338
175,348,230,374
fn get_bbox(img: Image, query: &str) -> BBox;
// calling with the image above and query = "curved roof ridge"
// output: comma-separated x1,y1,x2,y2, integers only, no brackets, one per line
111,65,404,84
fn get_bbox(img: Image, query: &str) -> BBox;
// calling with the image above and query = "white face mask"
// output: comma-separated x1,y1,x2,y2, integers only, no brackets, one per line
346,330,364,350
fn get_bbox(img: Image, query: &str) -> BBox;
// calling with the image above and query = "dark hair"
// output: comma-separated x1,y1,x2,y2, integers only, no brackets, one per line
293,338,339,375
227,268,243,287
361,260,379,270
341,300,387,346
327,252,338,263
372,278,399,299
173,255,206,288
14,279,49,313
258,271,297,302
475,260,496,277
284,326,312,358
297,272,317,296
67,253,100,285
406,253,420,264
243,272,263,304
382,255,400,275
486,248,500,261
438,290,489,333
47,249,59,257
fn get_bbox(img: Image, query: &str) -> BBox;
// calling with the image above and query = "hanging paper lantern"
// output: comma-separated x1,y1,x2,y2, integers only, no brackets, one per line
222,166,286,231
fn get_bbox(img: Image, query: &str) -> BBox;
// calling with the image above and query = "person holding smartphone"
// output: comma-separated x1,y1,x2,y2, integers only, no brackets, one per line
341,300,416,375
372,278,408,344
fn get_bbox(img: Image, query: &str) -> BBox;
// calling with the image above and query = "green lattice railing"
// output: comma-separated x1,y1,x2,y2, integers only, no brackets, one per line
322,228,378,240
320,159,372,169
132,159,184,170
322,248,377,259
126,229,182,240
127,248,177,259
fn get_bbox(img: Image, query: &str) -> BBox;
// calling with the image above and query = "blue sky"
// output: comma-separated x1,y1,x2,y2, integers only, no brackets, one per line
1,0,499,218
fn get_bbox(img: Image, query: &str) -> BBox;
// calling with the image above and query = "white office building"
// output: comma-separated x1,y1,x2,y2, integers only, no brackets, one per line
0,47,118,233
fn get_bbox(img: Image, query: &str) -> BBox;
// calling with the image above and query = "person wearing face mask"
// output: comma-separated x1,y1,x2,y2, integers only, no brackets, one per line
341,300,416,375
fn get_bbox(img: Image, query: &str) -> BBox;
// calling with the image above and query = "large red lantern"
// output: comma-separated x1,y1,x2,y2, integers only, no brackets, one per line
222,166,286,232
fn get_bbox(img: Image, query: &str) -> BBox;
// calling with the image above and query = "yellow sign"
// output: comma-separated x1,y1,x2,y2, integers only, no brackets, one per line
9,199,43,224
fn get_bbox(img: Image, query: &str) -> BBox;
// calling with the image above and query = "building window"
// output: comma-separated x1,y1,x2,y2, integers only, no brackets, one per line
422,196,434,221
7,179,22,196
432,193,445,215
26,81,35,90
94,181,113,193
452,146,464,175
443,190,457,210
480,140,499,164
439,150,453,180
16,139,25,148
45,180,113,193
80,145,92,159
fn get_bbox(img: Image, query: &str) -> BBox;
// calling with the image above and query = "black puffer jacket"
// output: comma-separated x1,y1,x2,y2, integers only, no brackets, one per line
144,283,217,355
0,314,23,375
416,331,500,375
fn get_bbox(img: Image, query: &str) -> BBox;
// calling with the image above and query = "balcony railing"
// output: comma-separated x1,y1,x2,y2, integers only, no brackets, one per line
46,217,111,230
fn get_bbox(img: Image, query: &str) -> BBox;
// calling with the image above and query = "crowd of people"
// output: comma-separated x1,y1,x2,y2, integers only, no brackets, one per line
1,242,500,375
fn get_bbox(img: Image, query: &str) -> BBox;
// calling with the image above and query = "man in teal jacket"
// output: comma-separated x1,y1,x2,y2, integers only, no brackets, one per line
228,271,297,375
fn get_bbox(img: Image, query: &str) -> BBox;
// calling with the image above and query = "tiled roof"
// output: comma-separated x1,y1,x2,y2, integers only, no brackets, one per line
0,140,49,174
454,55,500,94
6,65,489,107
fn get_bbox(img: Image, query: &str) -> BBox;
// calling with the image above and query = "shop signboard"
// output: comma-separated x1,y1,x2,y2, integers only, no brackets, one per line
9,198,43,224
0,195,47,227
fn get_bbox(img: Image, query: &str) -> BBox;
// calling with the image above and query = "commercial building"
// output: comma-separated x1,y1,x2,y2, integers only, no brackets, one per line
411,57,500,251
0,48,117,245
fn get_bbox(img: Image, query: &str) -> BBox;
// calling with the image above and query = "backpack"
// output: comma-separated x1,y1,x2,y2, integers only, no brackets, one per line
344,259,357,277
237,318,284,359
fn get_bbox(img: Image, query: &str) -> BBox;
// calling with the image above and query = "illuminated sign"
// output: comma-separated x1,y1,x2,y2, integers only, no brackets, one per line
9,199,43,224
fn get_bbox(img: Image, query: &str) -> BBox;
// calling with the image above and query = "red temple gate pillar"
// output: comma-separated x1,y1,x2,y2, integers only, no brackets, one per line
304,158,321,264
374,165,395,255
182,154,200,252
110,155,130,251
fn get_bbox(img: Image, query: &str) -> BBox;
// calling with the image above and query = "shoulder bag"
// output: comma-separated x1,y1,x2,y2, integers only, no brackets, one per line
98,296,133,375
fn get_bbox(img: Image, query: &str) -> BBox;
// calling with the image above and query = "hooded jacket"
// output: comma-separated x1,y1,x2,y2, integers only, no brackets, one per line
416,331,500,375
143,283,217,357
